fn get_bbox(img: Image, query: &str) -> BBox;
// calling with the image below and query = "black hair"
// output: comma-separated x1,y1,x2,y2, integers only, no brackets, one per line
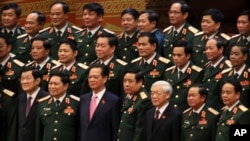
189,84,208,99
83,2,104,16
30,11,46,25
172,1,191,14
50,1,70,14
123,67,144,83
88,64,109,78
239,10,250,21
222,79,242,94
31,36,51,50
138,32,157,45
230,43,248,55
1,3,21,17
59,38,78,51
49,71,70,85
0,34,14,46
98,32,118,48
140,9,159,28
203,8,224,23
21,66,42,80
121,8,139,20
173,40,192,55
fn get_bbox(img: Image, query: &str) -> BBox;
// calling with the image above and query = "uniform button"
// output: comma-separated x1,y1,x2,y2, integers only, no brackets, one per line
124,111,126,114
54,137,57,140
56,112,59,115
206,88,209,91
55,120,58,123
174,104,177,107
84,62,87,65
72,81,75,84
176,86,180,89
201,60,204,62
124,48,127,51
85,53,88,56
190,134,193,137
192,126,194,129
118,129,120,132
123,56,126,59
208,79,210,82
175,95,179,98
201,126,203,130
44,113,47,116
169,54,171,57
54,129,57,132
222,123,224,126
87,44,89,47
120,120,123,123
196,50,198,53
219,132,221,135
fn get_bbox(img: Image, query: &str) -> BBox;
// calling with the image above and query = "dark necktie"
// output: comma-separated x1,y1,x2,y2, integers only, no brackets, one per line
233,73,239,79
155,110,160,120
210,66,214,71
243,39,248,45
57,31,62,37
55,100,61,106
178,71,183,79
126,36,131,42
173,31,178,37
9,31,13,36
26,96,32,116
36,64,40,70
88,32,92,38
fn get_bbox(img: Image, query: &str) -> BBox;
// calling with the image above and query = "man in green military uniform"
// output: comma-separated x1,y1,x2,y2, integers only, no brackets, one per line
0,86,17,141
36,71,80,141
39,1,82,60
131,32,172,93
116,8,140,63
26,36,61,91
12,11,45,63
117,68,152,141
51,38,89,96
227,10,250,65
162,1,199,60
164,40,203,112
0,3,25,40
0,34,24,95
90,33,127,98
202,38,232,110
74,2,115,65
191,9,230,67
182,84,219,141
215,80,250,141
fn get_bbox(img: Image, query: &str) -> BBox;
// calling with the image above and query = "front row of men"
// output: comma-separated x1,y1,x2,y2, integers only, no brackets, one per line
1,63,250,141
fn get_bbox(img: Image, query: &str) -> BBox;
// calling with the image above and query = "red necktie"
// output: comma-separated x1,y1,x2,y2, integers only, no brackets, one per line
89,96,98,120
26,96,32,116
155,110,160,120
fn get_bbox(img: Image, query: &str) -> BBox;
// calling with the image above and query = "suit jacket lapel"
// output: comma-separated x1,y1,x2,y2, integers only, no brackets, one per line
91,91,108,121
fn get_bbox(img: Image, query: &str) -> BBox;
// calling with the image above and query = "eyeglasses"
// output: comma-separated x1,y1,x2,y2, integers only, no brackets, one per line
168,11,182,15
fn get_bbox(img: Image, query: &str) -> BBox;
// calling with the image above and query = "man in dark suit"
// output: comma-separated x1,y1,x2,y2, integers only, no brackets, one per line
80,64,122,141
144,80,182,141
18,66,49,141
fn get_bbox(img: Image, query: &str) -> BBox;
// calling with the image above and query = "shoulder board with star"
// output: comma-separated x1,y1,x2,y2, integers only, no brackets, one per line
165,66,176,72
231,34,241,39
158,56,170,64
77,63,89,69
239,105,248,112
17,33,28,39
3,89,15,97
38,95,51,103
194,31,204,36
103,28,115,34
51,60,61,65
72,26,82,31
9,53,16,58
70,95,80,102
139,91,148,99
191,65,202,72
163,25,172,33
26,61,35,66
13,59,24,67
39,27,51,33
131,57,142,63
116,59,127,66
220,33,231,40
183,107,192,114
222,68,232,74
117,32,124,39
188,26,199,34
225,60,232,68
208,107,219,115
51,64,62,70
204,61,211,68
221,106,227,111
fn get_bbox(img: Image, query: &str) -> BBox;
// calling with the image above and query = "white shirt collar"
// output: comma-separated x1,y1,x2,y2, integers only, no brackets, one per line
53,93,67,103
156,102,169,118
178,61,190,73
193,103,205,114
92,88,106,106
87,26,101,37
144,52,156,64
234,64,246,76
227,100,240,111
1,55,11,67
6,26,17,34
63,61,76,71
27,87,40,106
100,56,114,65
124,32,135,38
173,23,185,34
207,32,218,39
36,57,50,70
54,23,68,36
211,56,224,67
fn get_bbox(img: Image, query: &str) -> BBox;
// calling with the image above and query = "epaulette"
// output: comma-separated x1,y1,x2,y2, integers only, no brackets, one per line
239,105,248,112
3,89,14,97
163,26,172,33
51,64,62,70
208,107,219,115
75,30,82,34
191,65,202,72
231,34,241,39
13,59,24,67
222,68,232,74
103,28,115,34
17,33,28,39
117,32,124,38
188,26,199,34
116,59,127,66
9,53,16,57
183,107,192,114
158,56,170,64
220,33,231,40
72,25,83,31
194,31,204,36
39,27,51,33
221,106,227,111
26,61,35,66
131,57,142,63
38,95,51,102
204,61,211,68
70,95,80,102
51,60,61,65
77,63,89,69
225,60,232,68
139,91,147,99
166,66,175,71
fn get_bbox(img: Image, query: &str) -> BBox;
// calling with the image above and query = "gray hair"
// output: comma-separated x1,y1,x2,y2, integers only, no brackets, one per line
151,80,173,96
